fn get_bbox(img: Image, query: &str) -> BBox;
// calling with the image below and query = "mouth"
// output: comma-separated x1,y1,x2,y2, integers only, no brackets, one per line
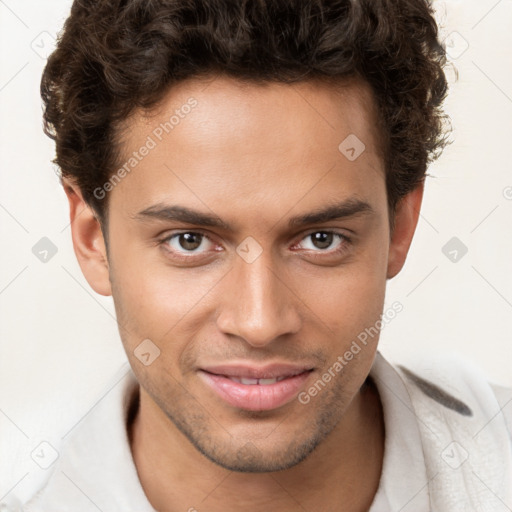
198,364,314,411
220,375,294,385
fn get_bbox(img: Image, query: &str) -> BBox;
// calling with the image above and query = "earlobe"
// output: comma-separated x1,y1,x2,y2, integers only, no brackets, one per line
386,183,424,280
62,177,112,296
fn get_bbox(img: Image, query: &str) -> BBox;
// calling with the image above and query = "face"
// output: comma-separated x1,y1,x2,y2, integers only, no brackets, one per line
74,75,418,473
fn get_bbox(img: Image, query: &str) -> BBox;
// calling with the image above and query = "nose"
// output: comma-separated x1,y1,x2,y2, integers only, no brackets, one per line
216,250,301,347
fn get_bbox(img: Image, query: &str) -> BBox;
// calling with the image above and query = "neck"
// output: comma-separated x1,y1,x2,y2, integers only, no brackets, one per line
129,378,384,512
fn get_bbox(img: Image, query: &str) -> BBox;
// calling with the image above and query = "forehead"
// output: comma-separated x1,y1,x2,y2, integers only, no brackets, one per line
110,75,386,225
122,74,383,155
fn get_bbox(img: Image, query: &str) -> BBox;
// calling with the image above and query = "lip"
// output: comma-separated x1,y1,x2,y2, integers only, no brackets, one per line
198,363,314,411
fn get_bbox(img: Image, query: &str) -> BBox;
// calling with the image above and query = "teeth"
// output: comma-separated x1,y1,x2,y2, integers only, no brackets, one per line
258,378,278,385
228,376,285,385
240,377,259,385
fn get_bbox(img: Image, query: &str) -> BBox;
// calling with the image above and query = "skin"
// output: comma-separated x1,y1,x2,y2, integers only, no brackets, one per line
64,74,423,511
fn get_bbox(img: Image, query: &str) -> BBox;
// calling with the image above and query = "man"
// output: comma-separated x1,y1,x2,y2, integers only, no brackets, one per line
19,0,512,510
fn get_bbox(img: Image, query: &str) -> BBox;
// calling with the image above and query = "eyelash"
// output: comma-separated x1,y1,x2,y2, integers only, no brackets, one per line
157,230,352,262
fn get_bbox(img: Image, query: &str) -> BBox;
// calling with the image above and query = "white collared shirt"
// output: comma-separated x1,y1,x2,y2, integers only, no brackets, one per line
16,351,512,511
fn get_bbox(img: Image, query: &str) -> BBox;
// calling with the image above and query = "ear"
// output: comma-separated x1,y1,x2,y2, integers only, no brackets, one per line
386,182,424,279
62,177,112,296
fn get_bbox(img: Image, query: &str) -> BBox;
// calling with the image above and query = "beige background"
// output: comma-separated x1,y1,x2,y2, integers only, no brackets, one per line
1,0,511,506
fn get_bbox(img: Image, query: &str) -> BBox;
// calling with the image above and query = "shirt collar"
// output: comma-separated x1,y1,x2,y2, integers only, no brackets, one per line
24,352,429,512
24,364,155,512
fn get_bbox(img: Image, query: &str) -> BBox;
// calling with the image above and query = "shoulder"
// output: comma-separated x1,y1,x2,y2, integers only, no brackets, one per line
490,381,512,437
374,351,512,508
390,351,512,433
17,367,153,512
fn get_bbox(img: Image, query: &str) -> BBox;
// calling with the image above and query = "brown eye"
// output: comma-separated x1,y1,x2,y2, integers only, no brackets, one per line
295,231,350,255
295,230,352,258
178,232,202,251
310,232,334,250
163,232,215,255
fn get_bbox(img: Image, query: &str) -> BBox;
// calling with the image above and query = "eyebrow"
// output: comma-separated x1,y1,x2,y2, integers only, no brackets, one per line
134,197,375,231
286,198,375,228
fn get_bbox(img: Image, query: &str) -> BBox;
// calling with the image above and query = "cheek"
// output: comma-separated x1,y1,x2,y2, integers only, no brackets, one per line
109,242,226,343
292,250,388,339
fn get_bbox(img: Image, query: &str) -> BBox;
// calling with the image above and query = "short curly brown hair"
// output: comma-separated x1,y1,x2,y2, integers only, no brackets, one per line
41,0,451,226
